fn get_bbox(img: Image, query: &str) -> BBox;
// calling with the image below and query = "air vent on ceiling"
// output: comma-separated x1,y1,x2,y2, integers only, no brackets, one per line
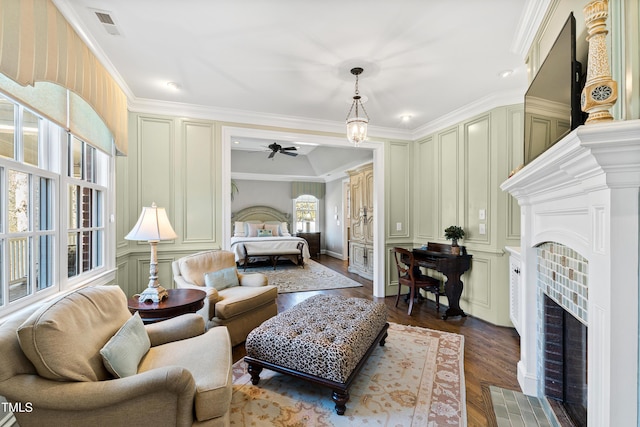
91,9,121,36
95,12,114,25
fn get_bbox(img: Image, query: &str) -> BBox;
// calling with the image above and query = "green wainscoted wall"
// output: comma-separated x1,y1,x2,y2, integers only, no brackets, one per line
409,105,523,326
115,113,223,297
116,106,522,327
383,140,413,296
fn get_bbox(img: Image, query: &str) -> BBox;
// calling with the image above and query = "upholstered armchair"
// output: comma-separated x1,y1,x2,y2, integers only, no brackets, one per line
0,285,233,427
172,250,278,346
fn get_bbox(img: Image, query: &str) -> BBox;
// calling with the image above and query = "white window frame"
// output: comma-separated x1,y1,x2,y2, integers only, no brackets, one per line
64,137,108,282
0,94,115,317
293,194,319,233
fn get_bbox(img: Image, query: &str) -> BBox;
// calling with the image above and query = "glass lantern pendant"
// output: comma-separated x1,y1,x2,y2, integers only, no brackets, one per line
345,67,369,146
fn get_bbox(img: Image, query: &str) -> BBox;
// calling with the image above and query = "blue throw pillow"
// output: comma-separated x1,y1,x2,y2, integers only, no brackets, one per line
257,229,273,237
204,267,240,291
100,312,150,378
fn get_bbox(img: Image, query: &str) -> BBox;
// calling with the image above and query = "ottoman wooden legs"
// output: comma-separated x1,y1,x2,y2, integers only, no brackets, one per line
247,364,263,385
332,390,350,416
245,323,389,415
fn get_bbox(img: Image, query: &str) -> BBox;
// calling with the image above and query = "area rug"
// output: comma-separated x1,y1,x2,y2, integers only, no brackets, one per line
230,322,466,426
245,259,363,293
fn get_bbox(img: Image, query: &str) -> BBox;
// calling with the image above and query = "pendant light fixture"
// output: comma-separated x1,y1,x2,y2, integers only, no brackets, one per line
345,67,369,146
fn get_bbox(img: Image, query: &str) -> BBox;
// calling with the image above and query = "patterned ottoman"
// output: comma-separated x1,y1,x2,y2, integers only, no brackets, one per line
244,294,389,415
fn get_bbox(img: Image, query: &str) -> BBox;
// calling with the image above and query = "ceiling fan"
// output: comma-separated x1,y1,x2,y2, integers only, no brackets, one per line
267,142,298,159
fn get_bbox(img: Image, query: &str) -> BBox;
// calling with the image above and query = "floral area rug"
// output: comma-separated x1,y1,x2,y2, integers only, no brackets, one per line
244,259,363,293
230,322,466,426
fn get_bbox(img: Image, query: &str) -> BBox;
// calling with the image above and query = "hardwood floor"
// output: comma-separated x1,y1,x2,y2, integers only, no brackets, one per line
233,255,521,427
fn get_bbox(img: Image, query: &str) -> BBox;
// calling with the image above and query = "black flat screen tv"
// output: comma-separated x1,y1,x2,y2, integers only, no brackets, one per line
523,13,585,164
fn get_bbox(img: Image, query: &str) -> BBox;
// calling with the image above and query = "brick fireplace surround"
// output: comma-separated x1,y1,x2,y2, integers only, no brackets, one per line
501,119,640,427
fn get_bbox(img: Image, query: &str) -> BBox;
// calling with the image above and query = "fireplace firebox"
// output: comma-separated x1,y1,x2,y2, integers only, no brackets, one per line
544,295,587,426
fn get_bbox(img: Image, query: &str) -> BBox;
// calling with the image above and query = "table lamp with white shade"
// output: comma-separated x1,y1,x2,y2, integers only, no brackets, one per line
125,202,177,302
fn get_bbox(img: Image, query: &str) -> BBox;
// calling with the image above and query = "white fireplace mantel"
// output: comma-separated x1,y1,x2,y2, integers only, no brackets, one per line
501,119,640,427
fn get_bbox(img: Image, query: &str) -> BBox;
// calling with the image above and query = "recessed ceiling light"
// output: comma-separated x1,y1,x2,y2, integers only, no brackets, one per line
400,114,412,123
499,70,513,78
233,140,240,144
166,81,181,90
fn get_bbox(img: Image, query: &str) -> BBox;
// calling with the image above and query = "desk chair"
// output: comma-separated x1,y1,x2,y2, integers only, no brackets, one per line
393,247,441,315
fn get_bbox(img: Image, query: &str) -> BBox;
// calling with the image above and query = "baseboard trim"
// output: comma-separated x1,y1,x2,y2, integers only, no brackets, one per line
324,250,343,259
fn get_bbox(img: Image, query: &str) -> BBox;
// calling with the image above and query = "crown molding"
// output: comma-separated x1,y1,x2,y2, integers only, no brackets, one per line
411,89,526,139
511,0,554,59
128,97,414,141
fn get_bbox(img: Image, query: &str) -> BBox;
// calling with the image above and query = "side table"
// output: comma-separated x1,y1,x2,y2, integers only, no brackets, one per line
296,231,321,259
127,288,206,324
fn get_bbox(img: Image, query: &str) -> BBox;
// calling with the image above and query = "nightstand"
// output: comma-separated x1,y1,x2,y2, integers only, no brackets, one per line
296,232,321,259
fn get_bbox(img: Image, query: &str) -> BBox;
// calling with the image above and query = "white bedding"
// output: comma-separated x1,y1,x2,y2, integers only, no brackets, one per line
230,236,311,265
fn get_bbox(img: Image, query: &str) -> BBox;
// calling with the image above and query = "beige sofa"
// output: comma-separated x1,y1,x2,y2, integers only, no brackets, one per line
0,286,233,427
172,250,278,346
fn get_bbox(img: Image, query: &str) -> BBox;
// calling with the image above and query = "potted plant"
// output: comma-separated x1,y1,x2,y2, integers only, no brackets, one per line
444,225,465,255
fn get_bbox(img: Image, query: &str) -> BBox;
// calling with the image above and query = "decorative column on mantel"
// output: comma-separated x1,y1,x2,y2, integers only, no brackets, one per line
500,120,640,427
580,0,618,123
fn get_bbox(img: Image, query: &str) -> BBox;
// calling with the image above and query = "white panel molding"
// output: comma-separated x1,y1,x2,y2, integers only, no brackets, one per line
465,256,491,308
415,137,436,240
592,205,606,255
181,120,216,243
437,127,461,238
136,116,175,221
387,141,411,239
463,114,492,245
506,106,524,240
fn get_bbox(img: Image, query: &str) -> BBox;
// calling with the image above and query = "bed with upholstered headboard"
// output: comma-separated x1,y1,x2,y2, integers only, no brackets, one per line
230,205,311,267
